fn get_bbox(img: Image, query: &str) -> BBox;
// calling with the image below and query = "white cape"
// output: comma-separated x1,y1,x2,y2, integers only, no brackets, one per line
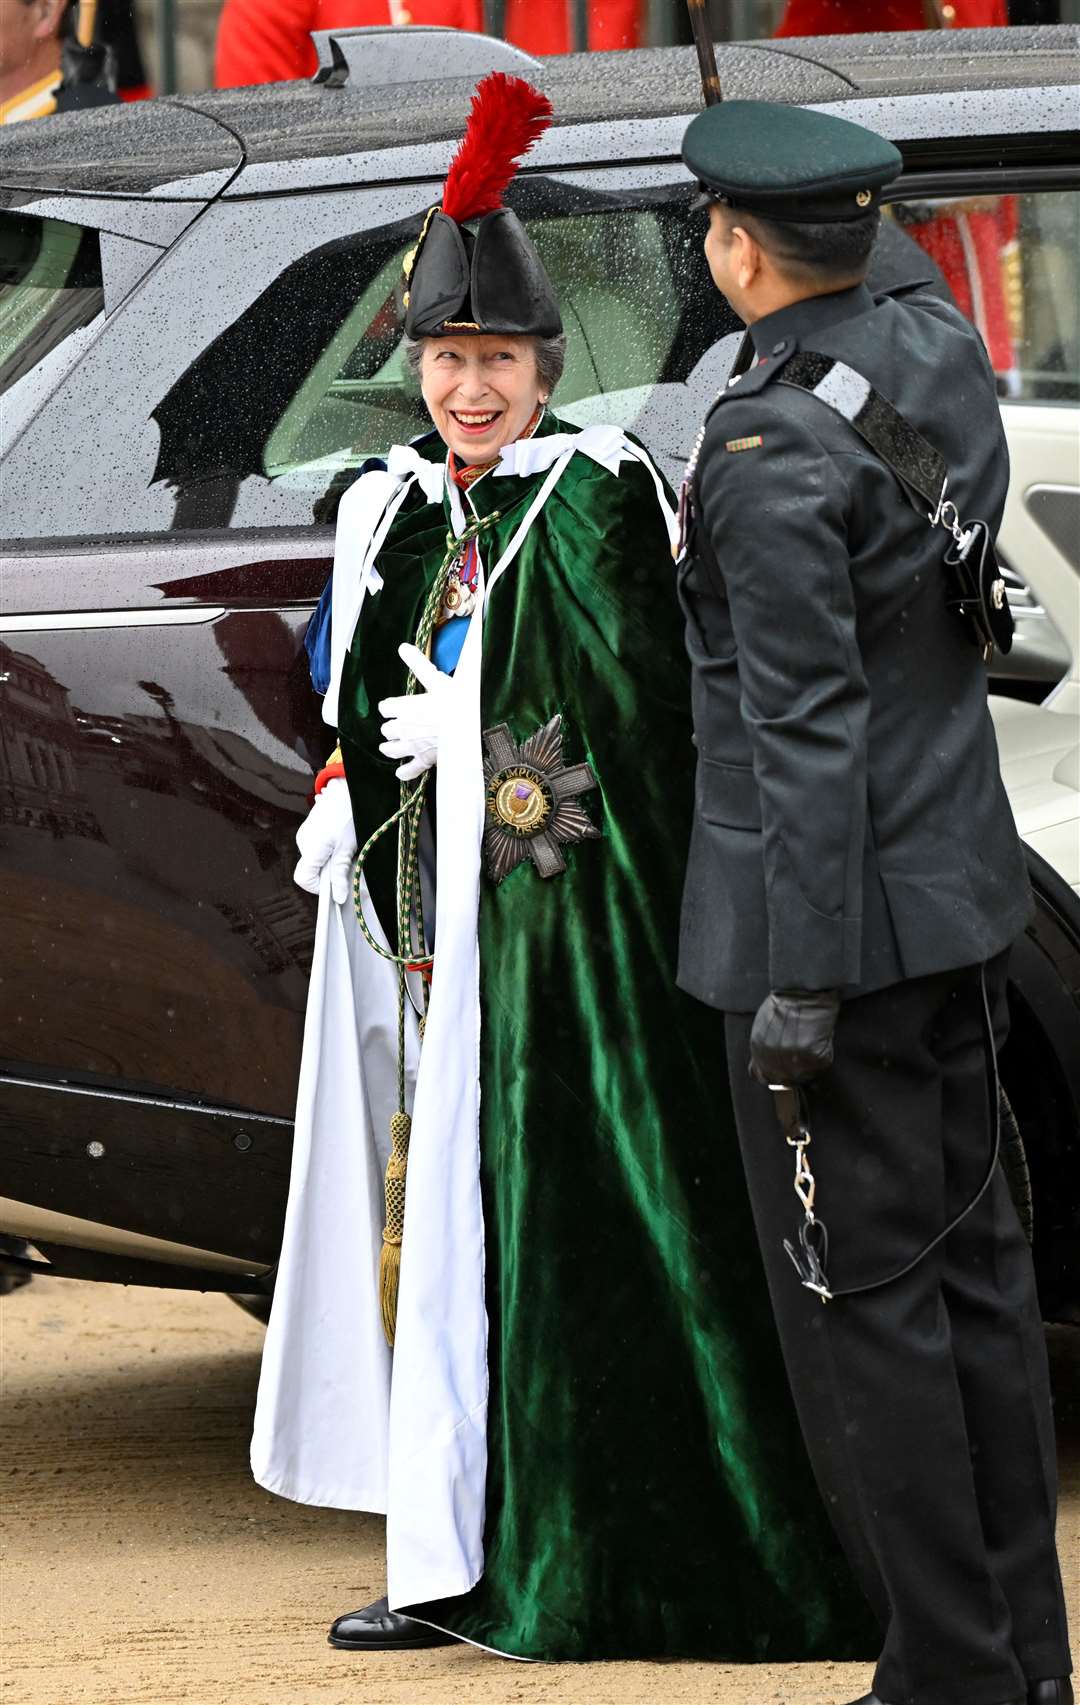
251,422,676,1608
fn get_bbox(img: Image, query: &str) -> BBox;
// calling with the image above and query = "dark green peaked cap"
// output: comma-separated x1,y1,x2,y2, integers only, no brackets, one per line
682,100,902,225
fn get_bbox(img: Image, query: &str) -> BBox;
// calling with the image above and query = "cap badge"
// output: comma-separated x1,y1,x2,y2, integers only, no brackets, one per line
856,189,873,208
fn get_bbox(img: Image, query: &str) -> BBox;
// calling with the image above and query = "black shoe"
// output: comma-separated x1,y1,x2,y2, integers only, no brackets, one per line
328,1596,457,1651
1029,1683,1074,1705
0,1236,32,1294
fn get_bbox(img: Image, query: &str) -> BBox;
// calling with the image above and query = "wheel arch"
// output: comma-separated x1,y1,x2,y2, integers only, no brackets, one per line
999,845,1080,1319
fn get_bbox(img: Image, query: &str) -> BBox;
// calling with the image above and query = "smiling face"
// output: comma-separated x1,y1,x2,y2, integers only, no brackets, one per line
419,334,546,463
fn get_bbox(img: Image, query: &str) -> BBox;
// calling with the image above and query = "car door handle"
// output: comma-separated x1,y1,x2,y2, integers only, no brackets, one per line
0,606,227,633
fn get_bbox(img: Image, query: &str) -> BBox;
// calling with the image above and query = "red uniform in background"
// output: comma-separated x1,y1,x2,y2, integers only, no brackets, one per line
775,0,1006,31
501,0,639,53
214,0,640,89
774,0,1017,378
216,0,478,87
900,194,1019,377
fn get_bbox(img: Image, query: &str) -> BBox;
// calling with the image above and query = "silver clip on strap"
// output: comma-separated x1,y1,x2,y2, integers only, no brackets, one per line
769,964,1001,1304
770,1084,834,1302
929,476,973,552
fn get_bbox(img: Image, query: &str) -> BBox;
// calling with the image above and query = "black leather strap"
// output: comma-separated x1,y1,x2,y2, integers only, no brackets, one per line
782,964,1003,1303
776,351,1012,657
778,350,947,515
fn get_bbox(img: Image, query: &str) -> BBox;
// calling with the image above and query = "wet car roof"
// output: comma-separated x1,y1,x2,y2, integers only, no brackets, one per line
0,96,243,199
0,25,1076,200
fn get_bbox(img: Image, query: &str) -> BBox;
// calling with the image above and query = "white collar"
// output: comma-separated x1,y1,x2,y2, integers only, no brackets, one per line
385,442,445,504
493,422,627,478
384,420,630,507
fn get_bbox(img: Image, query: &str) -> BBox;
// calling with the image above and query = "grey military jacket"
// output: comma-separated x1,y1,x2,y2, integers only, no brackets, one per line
677,280,1032,1014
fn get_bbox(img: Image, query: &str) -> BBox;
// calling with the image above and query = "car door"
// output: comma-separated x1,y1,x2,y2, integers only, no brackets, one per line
0,187,428,1279
0,155,743,1281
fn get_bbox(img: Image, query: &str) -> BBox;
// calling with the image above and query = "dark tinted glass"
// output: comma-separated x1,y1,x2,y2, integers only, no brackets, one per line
0,172,735,542
0,212,103,445
151,176,734,530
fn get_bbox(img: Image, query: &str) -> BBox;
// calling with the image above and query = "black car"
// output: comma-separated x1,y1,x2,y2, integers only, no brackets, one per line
1,23,1078,1317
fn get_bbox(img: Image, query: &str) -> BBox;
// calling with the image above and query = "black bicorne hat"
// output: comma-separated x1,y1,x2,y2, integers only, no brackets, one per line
402,72,562,340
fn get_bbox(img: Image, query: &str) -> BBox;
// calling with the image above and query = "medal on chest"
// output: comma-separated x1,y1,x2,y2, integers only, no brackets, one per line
437,535,479,624
481,715,600,884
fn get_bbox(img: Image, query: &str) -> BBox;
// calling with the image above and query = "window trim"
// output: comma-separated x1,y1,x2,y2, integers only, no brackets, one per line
886,163,1080,203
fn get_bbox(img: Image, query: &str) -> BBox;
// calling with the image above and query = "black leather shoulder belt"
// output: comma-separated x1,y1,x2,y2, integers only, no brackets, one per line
776,350,1013,661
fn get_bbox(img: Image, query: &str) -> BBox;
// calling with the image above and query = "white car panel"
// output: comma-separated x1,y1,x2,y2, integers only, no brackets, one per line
992,404,1079,894
997,404,1079,688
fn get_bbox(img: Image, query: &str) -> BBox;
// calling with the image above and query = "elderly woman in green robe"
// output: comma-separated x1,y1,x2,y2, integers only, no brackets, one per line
251,73,873,1665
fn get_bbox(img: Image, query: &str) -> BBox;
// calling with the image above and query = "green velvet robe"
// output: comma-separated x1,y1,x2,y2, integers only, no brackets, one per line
337,414,875,1662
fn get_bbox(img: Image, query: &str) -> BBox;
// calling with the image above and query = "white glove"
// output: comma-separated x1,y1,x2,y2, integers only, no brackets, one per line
294,776,357,906
378,642,455,782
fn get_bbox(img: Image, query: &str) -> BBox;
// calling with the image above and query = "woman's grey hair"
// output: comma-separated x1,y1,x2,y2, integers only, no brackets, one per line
403,333,567,399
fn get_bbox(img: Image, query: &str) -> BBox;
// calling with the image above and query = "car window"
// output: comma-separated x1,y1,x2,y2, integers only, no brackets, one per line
153,175,734,529
18,171,1076,547
0,212,104,454
0,171,736,542
887,188,1080,403
261,183,723,509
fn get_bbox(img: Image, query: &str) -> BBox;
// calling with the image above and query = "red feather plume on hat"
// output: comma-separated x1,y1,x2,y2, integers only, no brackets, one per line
440,72,554,225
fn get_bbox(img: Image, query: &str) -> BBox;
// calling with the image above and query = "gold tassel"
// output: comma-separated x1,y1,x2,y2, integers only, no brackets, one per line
379,1238,401,1348
380,1110,411,1347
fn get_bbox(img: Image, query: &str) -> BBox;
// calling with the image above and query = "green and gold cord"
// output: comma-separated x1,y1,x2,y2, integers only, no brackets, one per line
351,509,501,1345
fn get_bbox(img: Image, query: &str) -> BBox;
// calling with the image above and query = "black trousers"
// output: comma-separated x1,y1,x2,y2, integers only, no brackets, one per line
725,953,1071,1705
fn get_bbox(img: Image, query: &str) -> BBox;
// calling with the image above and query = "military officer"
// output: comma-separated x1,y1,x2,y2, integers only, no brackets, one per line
677,99,1072,1705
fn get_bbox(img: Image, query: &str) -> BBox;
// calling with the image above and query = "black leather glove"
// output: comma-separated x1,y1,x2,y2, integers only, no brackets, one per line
749,989,841,1086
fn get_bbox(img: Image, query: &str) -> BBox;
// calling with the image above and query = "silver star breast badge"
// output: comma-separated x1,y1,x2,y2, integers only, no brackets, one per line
481,715,600,884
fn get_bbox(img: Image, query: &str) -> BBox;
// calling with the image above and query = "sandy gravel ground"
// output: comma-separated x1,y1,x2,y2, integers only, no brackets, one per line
1,1278,1076,1705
